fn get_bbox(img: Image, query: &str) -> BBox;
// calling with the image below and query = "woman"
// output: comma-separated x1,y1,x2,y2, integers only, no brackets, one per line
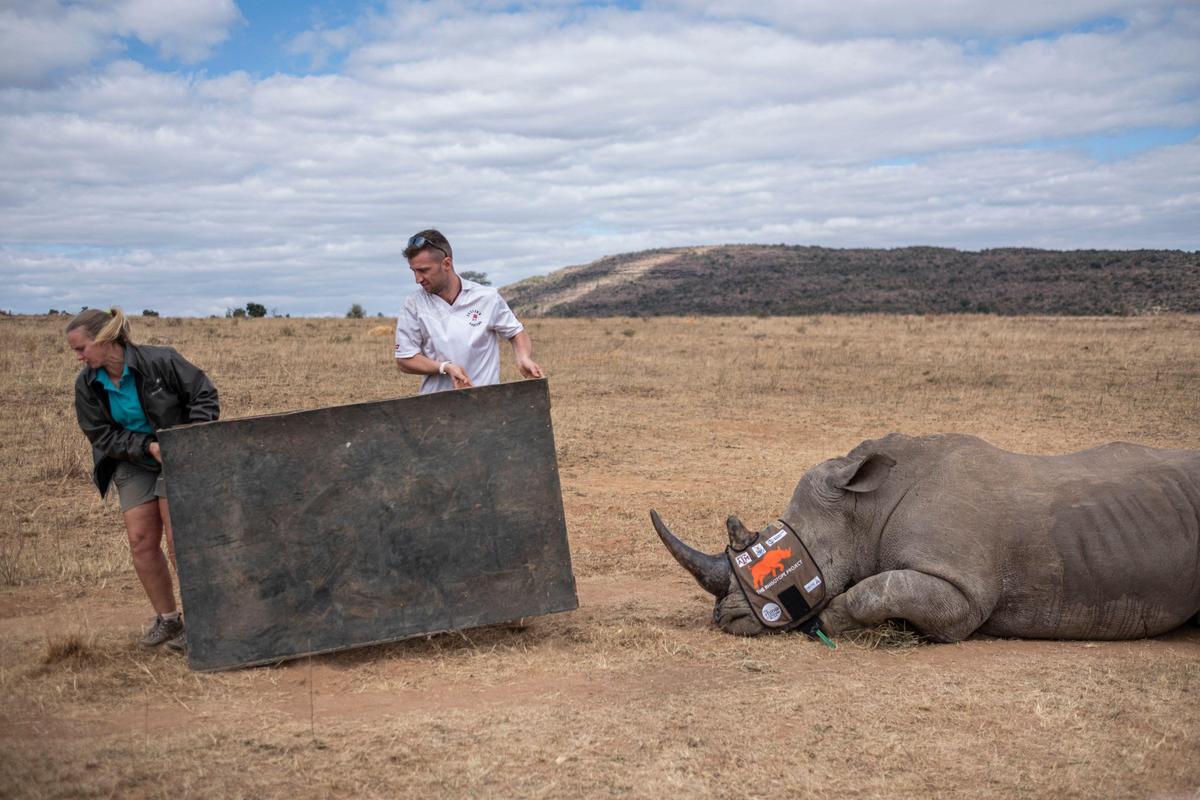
67,308,219,653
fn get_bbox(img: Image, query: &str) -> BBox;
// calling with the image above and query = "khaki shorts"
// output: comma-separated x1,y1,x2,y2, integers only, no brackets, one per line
112,461,166,512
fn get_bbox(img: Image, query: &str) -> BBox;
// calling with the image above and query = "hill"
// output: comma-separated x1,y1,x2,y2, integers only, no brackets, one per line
502,245,1200,316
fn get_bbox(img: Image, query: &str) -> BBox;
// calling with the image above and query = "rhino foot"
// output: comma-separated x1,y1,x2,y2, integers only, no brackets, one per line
817,569,983,643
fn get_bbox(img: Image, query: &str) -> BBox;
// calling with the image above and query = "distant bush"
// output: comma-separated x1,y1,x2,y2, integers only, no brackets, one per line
246,302,267,318
142,309,159,317
347,304,365,319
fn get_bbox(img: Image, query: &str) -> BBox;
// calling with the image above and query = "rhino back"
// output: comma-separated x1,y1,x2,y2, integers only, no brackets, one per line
1040,445,1200,637
863,438,1200,639
979,443,1200,639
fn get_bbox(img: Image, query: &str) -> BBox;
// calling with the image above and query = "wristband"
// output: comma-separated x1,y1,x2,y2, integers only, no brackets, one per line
439,361,451,375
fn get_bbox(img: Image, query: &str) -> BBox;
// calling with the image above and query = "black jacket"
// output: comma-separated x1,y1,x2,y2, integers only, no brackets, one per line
74,343,220,498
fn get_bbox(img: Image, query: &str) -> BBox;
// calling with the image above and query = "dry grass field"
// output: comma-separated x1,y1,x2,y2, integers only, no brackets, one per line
1,312,1198,799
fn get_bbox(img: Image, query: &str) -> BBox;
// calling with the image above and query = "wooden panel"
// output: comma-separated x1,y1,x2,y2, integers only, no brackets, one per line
158,380,576,671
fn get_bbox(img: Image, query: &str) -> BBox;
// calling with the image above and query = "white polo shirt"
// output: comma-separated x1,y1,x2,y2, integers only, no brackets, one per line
394,278,525,394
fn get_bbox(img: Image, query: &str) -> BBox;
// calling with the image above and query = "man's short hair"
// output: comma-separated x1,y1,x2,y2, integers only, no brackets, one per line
403,229,452,260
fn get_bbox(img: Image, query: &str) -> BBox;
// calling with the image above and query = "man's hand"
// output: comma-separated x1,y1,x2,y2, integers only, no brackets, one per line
445,362,473,389
509,331,544,379
515,355,544,379
148,441,163,464
397,354,472,387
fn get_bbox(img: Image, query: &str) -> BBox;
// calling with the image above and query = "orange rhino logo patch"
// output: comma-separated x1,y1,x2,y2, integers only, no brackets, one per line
750,547,792,590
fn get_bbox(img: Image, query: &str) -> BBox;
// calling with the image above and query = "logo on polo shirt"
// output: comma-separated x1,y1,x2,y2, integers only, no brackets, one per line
466,309,483,326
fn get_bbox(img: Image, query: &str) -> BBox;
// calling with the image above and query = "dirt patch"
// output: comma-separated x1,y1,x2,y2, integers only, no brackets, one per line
2,314,1199,798
2,573,1198,798
526,250,707,314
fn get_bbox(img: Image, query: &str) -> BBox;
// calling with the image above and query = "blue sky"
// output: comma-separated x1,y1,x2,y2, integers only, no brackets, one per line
1,0,1198,316
123,0,380,77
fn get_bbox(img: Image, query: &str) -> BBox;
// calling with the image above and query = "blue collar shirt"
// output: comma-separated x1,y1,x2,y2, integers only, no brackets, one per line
94,363,155,435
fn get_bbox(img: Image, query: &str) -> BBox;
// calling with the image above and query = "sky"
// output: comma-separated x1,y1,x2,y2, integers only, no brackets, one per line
1,0,1198,317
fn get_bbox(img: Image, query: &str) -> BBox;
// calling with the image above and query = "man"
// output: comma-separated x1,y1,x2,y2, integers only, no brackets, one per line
395,229,544,393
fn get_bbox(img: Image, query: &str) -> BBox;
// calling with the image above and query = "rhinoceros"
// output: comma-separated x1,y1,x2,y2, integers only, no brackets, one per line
651,433,1200,641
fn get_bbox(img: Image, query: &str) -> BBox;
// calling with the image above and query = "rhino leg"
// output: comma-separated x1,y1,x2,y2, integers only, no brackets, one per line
820,569,983,643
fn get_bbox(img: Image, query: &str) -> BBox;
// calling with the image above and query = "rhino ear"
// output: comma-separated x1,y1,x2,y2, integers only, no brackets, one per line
834,453,896,493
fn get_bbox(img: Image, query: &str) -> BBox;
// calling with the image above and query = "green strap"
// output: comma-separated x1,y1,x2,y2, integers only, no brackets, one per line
816,630,837,649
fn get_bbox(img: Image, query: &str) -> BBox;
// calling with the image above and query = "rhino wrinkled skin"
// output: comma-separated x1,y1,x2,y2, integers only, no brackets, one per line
652,433,1200,642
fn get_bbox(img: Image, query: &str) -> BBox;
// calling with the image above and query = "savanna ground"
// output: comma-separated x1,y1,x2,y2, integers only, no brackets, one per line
1,312,1198,799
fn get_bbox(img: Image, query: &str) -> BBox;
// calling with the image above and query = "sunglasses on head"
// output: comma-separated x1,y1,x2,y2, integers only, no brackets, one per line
406,235,448,258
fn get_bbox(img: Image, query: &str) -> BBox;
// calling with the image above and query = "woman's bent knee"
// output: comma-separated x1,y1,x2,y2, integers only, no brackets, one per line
124,501,163,549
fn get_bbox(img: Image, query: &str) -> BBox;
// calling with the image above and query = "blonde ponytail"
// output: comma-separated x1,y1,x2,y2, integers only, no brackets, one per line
66,307,133,345
96,307,131,344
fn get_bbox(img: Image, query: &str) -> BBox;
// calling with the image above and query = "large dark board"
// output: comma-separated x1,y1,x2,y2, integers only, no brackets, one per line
158,380,576,671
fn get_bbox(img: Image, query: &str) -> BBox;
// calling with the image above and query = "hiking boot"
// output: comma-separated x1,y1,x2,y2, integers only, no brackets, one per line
165,630,187,655
140,614,183,647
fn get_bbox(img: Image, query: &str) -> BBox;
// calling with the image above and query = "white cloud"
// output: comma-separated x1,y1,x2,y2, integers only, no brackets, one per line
115,0,242,62
286,24,357,72
0,1,1197,314
652,0,1184,38
0,0,240,87
0,1,113,87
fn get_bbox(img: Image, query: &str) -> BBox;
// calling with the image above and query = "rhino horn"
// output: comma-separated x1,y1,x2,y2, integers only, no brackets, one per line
650,509,731,597
725,515,757,550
